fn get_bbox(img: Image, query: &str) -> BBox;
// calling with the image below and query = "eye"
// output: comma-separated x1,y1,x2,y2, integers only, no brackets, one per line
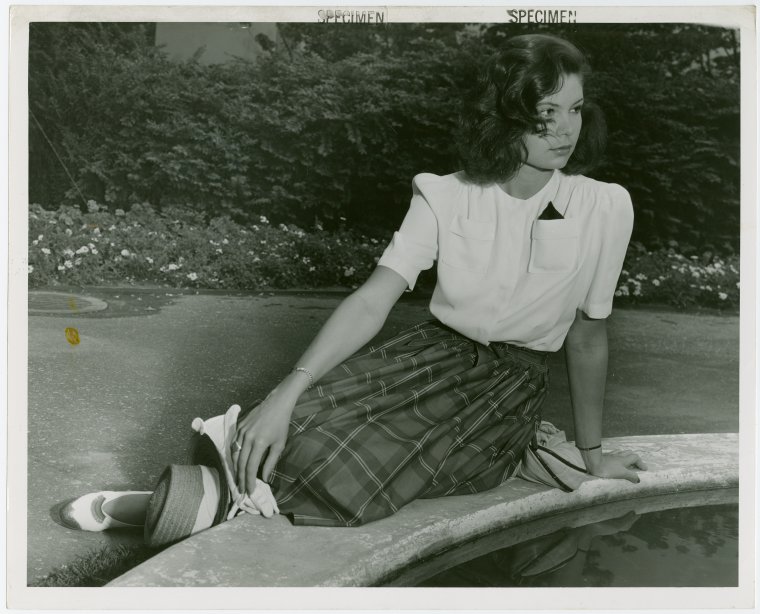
571,104,584,114
537,107,555,120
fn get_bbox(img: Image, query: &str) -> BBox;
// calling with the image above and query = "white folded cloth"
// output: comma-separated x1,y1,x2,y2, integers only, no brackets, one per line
191,405,280,519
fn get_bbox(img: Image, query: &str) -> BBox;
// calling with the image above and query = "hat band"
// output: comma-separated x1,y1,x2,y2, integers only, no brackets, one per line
191,465,221,534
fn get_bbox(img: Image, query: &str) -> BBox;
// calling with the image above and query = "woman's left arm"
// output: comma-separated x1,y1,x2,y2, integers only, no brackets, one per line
565,308,647,482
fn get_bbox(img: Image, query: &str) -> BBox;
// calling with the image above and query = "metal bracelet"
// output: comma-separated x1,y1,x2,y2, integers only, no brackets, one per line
293,367,314,389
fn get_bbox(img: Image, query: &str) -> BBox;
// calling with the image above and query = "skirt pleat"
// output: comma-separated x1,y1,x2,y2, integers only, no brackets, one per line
269,320,549,527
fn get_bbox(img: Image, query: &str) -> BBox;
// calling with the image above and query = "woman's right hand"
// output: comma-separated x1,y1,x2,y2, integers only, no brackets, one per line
233,389,295,496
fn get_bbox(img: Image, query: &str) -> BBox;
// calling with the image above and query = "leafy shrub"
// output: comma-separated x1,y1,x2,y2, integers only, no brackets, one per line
29,23,739,250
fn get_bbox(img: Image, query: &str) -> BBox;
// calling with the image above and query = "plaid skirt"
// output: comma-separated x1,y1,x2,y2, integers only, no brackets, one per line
269,320,549,527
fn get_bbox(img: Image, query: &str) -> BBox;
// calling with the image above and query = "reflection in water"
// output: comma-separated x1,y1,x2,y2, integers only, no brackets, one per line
418,504,738,587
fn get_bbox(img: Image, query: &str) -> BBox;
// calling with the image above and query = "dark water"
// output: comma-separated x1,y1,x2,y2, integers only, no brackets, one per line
418,504,738,587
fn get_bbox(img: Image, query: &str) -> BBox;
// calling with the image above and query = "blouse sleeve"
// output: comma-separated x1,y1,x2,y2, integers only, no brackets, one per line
580,184,634,319
376,176,439,290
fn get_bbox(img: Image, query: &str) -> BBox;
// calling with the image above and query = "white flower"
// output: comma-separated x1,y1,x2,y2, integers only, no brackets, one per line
121,249,131,257
27,265,34,274
216,248,223,254
633,286,642,297
344,266,355,277
63,248,75,257
38,235,44,241
87,200,99,213
41,248,51,255
370,238,379,244
635,273,647,281
252,225,260,231
65,228,72,236
617,285,630,296
74,258,82,265
259,215,269,224
145,256,154,264
64,260,73,269
187,272,198,281
115,209,125,217
108,225,117,231
279,223,289,232
93,227,101,235
91,247,98,255
76,246,90,254
167,263,180,271
652,279,660,287
57,264,65,271
308,266,316,272
222,238,229,245
718,292,728,300
32,240,38,246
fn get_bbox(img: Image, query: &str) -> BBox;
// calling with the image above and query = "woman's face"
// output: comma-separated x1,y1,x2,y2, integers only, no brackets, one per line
522,73,584,172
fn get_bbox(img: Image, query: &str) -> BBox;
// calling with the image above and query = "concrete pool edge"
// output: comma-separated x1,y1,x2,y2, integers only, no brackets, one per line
108,432,738,587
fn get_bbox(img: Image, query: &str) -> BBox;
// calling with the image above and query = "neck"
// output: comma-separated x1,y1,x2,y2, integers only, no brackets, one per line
499,166,555,200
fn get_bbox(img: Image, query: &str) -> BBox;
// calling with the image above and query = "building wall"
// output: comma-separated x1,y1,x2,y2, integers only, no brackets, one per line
155,22,277,64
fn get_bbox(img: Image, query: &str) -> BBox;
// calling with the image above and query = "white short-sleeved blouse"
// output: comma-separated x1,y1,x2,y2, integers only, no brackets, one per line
377,170,634,352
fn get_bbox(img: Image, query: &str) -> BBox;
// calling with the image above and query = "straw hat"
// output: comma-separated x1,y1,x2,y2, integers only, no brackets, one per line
144,432,231,547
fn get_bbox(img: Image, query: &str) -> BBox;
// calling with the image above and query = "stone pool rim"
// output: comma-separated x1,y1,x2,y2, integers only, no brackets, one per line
109,432,740,588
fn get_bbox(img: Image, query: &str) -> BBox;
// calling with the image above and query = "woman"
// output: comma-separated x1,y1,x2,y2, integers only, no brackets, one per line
60,33,646,539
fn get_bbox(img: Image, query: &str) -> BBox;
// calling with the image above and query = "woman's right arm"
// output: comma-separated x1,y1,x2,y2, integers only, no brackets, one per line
234,265,410,495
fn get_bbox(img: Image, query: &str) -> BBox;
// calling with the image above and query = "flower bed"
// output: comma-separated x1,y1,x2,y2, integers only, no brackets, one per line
615,242,739,310
28,202,382,291
28,203,739,311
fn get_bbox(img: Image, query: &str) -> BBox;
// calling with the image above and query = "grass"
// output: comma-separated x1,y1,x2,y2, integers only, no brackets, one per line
29,543,164,587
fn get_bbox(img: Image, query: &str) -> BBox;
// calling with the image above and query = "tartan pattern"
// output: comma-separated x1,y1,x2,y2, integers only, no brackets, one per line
269,320,549,527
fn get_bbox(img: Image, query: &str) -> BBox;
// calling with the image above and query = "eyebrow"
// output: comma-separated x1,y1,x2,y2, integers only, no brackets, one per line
538,98,585,107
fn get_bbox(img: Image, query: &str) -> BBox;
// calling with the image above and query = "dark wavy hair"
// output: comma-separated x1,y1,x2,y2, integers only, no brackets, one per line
458,34,607,183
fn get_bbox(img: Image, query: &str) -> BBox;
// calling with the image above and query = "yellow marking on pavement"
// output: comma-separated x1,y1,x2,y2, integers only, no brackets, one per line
68,297,78,311
65,327,80,346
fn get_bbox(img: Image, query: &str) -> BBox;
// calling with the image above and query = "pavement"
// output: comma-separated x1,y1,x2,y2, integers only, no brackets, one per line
25,288,740,583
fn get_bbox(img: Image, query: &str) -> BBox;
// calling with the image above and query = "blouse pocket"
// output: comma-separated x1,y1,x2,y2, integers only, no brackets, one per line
440,215,495,272
528,218,579,273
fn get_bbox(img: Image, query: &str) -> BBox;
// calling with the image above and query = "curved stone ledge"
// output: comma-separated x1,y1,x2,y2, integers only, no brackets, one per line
109,432,738,587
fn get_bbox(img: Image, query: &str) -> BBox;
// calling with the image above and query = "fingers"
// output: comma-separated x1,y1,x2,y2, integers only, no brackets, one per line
261,443,284,482
622,452,648,471
245,442,267,496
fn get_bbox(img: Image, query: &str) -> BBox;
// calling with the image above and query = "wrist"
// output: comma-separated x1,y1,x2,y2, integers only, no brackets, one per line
270,371,310,405
579,446,603,473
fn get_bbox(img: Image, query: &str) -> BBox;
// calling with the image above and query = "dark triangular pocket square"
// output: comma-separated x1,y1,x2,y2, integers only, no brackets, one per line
538,201,564,220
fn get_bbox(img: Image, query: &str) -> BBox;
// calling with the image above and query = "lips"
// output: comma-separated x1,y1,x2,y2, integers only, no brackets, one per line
551,146,572,155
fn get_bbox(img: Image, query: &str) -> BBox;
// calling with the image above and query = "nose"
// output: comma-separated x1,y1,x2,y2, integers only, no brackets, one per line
554,112,572,137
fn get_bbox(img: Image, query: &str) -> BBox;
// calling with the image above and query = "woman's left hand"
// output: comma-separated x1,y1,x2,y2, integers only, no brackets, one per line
587,449,647,483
